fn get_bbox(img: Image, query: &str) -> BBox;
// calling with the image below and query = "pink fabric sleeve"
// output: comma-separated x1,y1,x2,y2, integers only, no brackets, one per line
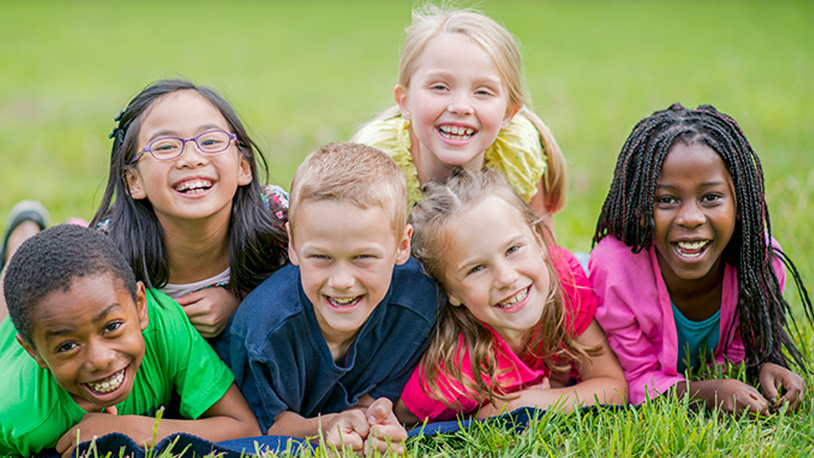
400,342,480,422
550,246,598,337
589,238,685,405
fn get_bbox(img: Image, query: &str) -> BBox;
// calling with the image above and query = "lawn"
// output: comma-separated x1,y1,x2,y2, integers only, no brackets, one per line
2,0,813,456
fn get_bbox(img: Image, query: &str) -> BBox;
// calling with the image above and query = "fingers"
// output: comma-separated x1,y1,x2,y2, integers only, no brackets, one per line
365,397,394,425
325,411,368,453
364,434,405,456
56,427,78,457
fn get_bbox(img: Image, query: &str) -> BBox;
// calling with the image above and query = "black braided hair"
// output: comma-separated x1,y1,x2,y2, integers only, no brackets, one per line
593,103,812,372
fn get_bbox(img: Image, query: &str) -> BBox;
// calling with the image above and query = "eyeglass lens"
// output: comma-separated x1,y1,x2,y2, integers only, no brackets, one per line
148,130,233,160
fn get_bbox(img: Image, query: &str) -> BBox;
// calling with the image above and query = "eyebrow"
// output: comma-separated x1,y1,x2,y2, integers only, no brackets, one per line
424,70,502,85
146,124,227,142
43,303,122,342
657,181,728,190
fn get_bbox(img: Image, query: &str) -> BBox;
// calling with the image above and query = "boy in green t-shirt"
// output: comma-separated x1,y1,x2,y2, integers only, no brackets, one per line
0,225,260,457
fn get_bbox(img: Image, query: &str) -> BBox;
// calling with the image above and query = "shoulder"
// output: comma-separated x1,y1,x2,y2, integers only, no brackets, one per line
0,327,66,455
485,113,546,202
550,247,597,335
589,237,654,285
142,289,189,336
231,264,305,332
387,258,444,320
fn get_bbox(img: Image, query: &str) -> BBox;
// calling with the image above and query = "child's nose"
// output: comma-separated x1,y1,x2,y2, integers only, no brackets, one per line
493,261,519,288
85,341,116,371
676,202,705,228
175,139,208,167
327,267,355,290
447,93,473,116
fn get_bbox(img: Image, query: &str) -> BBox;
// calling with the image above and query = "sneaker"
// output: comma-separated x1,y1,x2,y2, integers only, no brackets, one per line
1,200,50,270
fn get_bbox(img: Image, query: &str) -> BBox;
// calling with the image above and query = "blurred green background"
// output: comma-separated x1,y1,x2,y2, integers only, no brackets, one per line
1,0,812,283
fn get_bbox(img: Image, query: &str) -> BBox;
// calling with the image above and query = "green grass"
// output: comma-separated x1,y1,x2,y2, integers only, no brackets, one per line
3,1,813,456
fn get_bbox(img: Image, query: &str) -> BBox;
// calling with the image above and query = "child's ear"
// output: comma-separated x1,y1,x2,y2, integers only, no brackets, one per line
394,85,411,120
286,222,300,266
17,335,48,369
125,169,147,200
501,104,520,129
448,293,463,307
394,224,413,266
237,155,253,186
135,281,149,332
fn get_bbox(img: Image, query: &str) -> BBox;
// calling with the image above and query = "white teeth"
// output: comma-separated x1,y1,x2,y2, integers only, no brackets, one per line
675,241,709,258
87,369,125,394
497,287,528,309
439,126,475,139
174,180,212,193
327,296,361,307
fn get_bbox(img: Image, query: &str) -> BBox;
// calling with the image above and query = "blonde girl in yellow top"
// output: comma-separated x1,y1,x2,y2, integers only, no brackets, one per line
354,4,566,235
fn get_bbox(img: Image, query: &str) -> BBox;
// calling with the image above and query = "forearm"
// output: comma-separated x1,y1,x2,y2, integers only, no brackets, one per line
268,410,363,439
477,377,626,419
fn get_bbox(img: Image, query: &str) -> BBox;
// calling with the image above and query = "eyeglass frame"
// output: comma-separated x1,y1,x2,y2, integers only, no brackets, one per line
130,130,238,165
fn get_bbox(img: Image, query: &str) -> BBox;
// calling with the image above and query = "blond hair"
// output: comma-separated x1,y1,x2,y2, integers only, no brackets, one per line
289,142,408,239
390,3,567,213
410,167,589,408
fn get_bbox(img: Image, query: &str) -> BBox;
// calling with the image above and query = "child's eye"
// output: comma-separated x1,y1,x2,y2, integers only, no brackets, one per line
430,83,449,91
655,195,676,205
104,321,123,333
506,245,521,255
467,265,485,275
475,88,494,96
702,193,721,202
56,341,78,353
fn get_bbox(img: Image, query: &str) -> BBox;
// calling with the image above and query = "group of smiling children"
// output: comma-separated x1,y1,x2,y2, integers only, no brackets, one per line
1,4,811,457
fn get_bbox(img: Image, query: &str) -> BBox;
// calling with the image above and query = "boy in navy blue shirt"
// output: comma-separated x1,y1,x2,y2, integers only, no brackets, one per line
225,143,441,455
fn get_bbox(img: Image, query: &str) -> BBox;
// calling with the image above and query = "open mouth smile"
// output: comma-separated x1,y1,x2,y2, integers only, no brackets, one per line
438,125,475,140
673,240,710,258
173,179,213,195
496,286,530,310
326,295,363,309
85,368,126,395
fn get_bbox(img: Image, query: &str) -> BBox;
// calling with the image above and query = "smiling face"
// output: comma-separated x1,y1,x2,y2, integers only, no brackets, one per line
653,142,737,291
288,200,412,346
125,90,252,226
395,32,516,182
440,195,551,349
19,274,149,412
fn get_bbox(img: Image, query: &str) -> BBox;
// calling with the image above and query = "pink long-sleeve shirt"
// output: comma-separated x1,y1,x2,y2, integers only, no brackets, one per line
401,247,597,421
589,237,786,405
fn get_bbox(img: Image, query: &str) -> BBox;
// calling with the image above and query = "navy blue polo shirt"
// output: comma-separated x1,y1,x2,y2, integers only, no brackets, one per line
224,258,442,431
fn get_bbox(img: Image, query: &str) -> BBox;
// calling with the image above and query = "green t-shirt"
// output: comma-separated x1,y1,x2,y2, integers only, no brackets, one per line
0,290,234,456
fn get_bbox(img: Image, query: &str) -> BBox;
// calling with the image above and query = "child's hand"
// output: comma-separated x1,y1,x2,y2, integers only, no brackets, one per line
175,287,240,338
57,409,151,458
322,410,368,455
683,379,770,416
363,398,406,456
758,362,805,411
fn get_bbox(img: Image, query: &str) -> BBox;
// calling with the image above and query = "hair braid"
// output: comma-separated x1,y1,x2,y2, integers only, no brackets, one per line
594,103,812,373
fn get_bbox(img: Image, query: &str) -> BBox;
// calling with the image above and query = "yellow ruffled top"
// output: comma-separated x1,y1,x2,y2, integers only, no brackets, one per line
354,113,547,207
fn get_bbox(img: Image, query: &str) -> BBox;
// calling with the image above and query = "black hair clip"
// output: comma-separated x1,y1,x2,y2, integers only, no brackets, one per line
109,110,126,140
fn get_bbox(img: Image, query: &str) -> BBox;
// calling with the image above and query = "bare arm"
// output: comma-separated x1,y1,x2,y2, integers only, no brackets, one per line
477,320,628,418
57,384,260,457
175,287,241,338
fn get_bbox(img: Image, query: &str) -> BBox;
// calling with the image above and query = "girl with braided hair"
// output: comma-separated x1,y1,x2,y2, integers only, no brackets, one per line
590,103,812,415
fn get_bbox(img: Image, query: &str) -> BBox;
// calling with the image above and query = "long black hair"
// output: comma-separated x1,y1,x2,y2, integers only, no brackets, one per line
91,79,287,296
594,103,812,371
